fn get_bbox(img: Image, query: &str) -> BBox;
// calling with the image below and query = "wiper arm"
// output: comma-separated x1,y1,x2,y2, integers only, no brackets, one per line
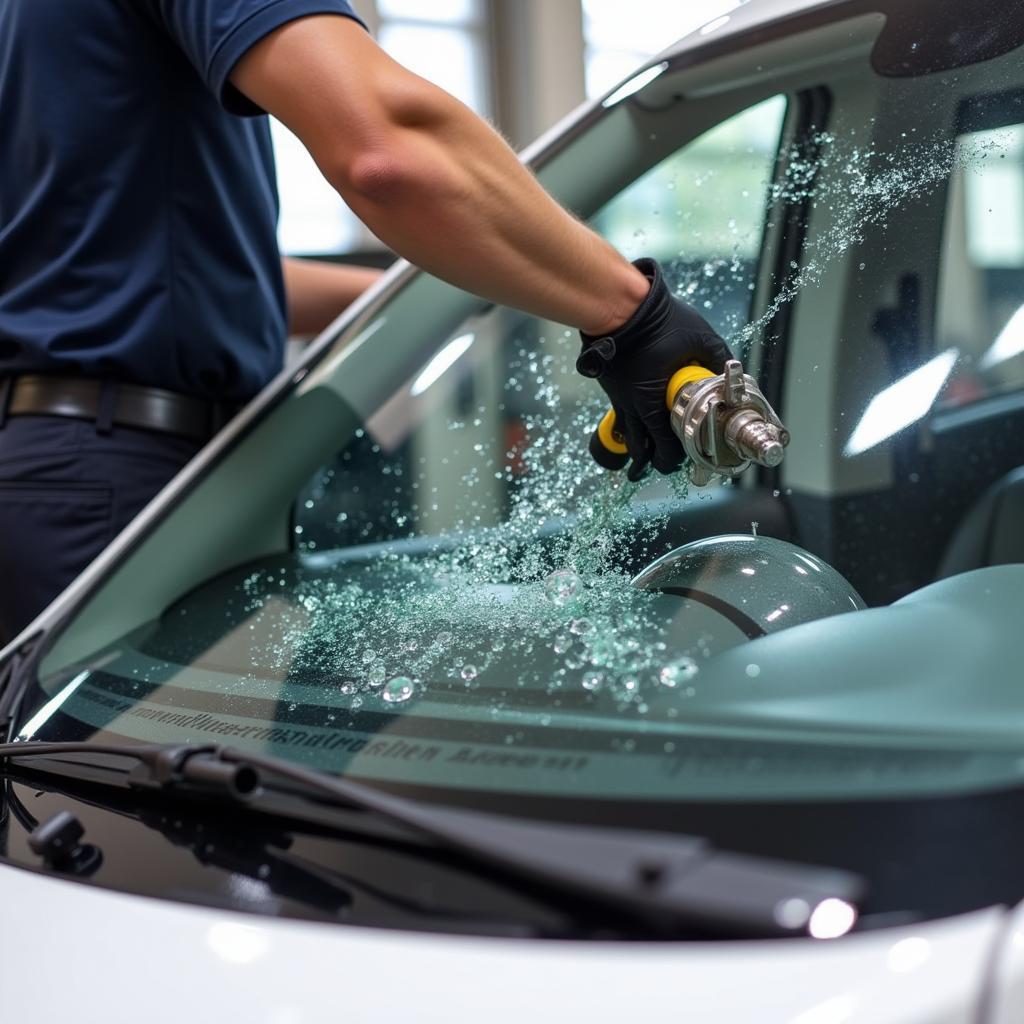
0,740,866,938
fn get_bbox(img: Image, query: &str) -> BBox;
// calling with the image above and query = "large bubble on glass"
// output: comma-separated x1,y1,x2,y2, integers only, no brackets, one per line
632,535,865,636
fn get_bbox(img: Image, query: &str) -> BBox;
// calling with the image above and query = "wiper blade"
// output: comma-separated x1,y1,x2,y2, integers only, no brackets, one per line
0,740,866,938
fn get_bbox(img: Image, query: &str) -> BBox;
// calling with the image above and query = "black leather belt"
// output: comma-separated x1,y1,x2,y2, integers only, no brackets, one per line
0,375,239,443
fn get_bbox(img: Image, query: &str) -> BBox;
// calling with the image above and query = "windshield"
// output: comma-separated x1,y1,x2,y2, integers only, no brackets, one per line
13,4,1024,926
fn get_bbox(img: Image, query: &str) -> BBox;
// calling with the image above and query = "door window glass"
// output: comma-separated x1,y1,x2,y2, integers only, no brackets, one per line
593,95,785,340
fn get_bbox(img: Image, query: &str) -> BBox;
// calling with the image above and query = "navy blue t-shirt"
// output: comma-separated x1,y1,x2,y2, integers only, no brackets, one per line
0,0,363,402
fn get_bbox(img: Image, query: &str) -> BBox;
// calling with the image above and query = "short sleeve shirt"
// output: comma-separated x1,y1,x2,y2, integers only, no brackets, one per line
0,0,365,402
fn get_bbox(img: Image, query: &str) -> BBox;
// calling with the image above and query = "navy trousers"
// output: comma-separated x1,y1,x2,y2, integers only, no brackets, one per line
0,415,200,648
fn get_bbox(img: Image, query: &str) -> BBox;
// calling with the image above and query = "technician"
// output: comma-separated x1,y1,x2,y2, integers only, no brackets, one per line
0,0,730,648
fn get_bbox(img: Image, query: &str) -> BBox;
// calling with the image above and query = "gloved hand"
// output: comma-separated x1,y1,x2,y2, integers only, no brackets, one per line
576,257,733,481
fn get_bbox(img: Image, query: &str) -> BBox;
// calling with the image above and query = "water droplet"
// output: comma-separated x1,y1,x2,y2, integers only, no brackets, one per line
361,649,377,664
745,664,761,678
581,671,604,692
544,568,582,606
569,618,593,636
859,262,866,270
461,664,478,681
552,633,572,654
367,662,387,687
382,677,415,704
659,657,699,688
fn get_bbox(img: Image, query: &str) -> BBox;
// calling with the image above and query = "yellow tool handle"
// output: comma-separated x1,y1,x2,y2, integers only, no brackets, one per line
589,364,715,469
664,364,715,408
596,408,628,455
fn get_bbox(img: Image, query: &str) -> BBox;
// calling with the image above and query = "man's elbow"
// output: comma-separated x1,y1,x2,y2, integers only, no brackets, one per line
325,83,465,206
337,147,417,204
329,142,465,210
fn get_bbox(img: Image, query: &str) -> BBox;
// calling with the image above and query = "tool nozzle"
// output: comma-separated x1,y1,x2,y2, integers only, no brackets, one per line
726,416,786,468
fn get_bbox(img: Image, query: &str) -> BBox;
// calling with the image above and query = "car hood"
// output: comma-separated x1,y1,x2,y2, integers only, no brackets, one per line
0,865,1007,1024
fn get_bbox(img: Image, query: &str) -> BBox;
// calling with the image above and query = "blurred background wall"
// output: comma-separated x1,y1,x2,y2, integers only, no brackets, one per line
272,0,748,263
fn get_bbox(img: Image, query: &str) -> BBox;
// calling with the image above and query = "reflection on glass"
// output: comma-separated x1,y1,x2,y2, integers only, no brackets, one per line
979,303,1024,370
845,350,959,456
411,333,476,395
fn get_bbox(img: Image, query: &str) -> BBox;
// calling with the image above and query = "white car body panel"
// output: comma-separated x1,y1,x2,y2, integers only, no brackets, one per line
984,899,1024,1024
0,866,1006,1023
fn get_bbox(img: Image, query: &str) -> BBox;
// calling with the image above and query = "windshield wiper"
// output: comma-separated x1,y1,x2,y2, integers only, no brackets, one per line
5,776,548,936
0,739,866,938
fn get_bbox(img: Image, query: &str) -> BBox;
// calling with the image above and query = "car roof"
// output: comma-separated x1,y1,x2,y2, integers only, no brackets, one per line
657,0,850,65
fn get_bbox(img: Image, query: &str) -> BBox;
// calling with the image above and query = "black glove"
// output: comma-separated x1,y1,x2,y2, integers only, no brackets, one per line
577,258,733,481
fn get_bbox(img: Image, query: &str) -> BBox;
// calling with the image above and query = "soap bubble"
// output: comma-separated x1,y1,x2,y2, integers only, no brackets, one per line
544,569,582,607
382,677,415,704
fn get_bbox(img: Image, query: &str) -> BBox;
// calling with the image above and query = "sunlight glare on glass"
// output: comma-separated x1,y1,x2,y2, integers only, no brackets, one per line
979,303,1024,370
411,333,475,396
16,671,90,740
602,62,669,108
844,349,959,456
808,898,858,940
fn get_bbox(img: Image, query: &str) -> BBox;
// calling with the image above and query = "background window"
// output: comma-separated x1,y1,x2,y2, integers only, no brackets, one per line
581,0,748,98
273,0,489,256
936,123,1024,407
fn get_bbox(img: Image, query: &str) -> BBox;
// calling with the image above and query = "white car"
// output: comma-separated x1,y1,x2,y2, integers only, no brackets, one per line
4,0,1024,1020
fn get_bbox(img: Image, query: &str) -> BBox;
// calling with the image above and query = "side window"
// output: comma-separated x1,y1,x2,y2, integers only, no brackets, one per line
592,95,787,341
936,123,1024,408
294,96,788,552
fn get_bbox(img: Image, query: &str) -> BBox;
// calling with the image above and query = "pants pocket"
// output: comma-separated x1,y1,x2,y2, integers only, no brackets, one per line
0,480,113,646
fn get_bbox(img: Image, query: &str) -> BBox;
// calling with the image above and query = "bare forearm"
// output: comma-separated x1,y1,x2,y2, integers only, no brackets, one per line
234,17,649,336
281,256,381,335
336,89,648,335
